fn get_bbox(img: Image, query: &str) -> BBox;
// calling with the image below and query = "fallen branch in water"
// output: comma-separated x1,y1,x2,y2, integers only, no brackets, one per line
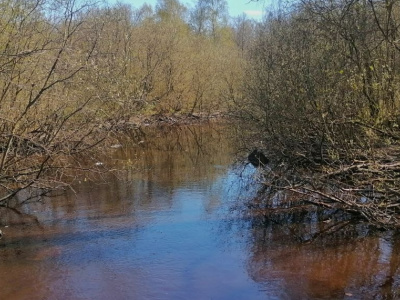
255,151,400,230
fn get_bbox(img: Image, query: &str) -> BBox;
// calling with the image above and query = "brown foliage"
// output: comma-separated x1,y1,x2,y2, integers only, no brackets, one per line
0,0,244,206
235,0,400,228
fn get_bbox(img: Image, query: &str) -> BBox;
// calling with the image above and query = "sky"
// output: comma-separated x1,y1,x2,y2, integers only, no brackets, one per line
122,0,266,19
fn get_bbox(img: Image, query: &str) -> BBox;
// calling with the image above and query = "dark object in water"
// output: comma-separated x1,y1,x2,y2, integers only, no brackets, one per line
248,149,269,167
0,229,2,239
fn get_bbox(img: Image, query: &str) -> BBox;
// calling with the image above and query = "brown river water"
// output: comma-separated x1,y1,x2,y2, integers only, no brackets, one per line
0,123,399,299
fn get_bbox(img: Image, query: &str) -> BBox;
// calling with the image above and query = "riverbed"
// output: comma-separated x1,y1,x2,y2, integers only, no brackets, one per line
0,123,398,299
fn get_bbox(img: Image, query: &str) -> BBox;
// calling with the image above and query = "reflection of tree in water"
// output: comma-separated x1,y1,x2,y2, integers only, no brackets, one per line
0,123,235,229
242,187,400,299
114,123,234,188
48,124,233,221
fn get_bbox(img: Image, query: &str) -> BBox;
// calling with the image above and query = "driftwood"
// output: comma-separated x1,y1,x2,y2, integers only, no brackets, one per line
256,154,400,229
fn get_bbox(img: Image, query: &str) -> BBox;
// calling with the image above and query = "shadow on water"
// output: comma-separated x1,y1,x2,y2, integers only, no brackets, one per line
1,123,400,299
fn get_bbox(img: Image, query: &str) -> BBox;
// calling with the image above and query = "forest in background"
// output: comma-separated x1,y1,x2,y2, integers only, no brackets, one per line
0,0,249,206
2,0,400,229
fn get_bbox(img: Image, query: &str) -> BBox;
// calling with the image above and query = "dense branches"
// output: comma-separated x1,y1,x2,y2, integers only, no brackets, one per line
0,0,243,207
236,0,400,228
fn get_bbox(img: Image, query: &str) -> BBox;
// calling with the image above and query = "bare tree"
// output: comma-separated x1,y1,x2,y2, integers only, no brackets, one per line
235,0,400,228
189,0,229,39
0,0,107,207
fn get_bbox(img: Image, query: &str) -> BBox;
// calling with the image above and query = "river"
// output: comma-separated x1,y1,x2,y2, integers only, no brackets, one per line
0,123,399,299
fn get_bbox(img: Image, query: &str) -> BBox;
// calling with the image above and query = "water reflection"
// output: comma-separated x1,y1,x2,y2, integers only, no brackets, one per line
0,123,265,300
1,123,400,299
242,187,400,299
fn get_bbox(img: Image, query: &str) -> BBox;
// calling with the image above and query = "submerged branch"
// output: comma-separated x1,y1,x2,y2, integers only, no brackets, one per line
256,150,400,230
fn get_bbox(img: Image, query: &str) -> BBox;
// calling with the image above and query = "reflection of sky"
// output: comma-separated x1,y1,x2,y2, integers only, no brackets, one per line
2,123,400,299
43,165,266,300
0,124,268,299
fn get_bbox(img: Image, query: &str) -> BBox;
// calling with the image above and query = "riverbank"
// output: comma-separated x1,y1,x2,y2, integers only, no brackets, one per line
252,141,400,230
110,112,228,131
112,113,400,230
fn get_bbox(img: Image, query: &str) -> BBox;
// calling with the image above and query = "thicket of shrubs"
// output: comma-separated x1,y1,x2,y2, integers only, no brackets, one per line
237,0,400,228
0,0,246,206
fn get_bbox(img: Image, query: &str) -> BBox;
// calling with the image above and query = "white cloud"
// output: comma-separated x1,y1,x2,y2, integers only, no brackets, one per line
243,10,263,17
